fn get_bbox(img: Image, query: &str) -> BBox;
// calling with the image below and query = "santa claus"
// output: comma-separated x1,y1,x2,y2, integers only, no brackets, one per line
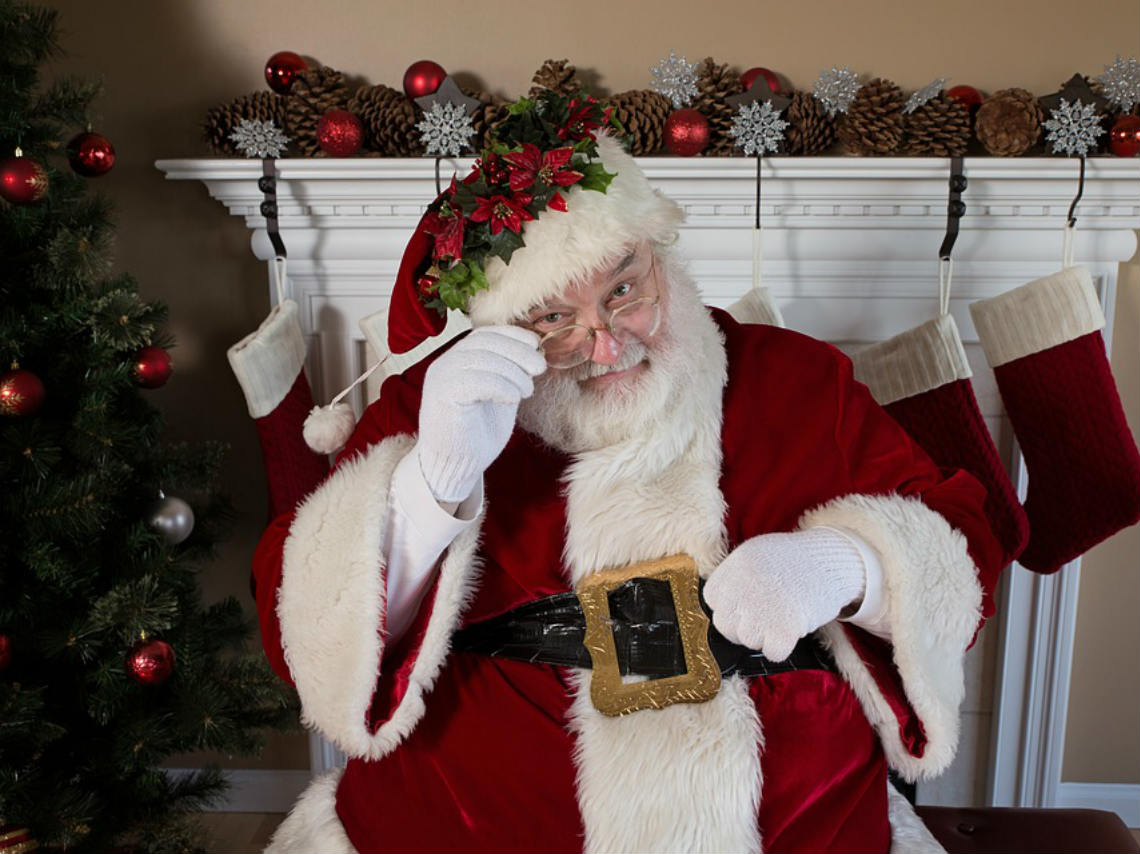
253,93,1005,853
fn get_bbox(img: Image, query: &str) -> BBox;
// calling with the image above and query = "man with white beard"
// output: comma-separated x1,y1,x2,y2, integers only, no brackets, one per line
254,94,1006,854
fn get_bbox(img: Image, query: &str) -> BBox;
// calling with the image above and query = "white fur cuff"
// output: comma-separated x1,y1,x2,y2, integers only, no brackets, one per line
851,314,972,406
227,299,307,418
801,493,982,780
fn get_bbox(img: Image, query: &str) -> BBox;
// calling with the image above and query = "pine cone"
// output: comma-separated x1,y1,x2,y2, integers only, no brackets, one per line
286,66,352,156
904,94,970,156
784,90,837,155
837,78,905,155
202,91,287,155
693,57,740,155
347,84,425,156
607,90,671,155
461,87,510,152
975,88,1042,156
528,59,580,98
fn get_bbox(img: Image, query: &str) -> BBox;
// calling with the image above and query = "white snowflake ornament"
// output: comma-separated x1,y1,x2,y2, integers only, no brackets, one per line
416,101,476,157
729,100,790,156
229,119,290,158
905,78,948,113
650,50,700,109
812,66,862,117
1097,56,1140,113
1043,98,1106,156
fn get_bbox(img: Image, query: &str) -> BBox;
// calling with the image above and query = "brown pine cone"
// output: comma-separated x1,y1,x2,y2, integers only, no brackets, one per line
286,66,352,156
606,90,671,155
975,88,1042,156
784,90,837,155
347,84,425,156
461,87,510,152
904,94,970,156
693,57,740,155
202,91,287,155
837,78,905,155
528,59,580,98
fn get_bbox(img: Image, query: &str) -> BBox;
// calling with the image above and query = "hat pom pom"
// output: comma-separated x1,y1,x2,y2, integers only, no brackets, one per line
303,401,356,454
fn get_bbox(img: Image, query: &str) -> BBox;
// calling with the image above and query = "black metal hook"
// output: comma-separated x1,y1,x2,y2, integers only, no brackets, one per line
435,156,442,197
1066,155,1086,228
258,158,287,259
938,156,967,261
754,155,762,231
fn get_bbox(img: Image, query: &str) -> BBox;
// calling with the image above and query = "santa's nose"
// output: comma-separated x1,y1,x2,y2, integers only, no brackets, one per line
589,328,623,365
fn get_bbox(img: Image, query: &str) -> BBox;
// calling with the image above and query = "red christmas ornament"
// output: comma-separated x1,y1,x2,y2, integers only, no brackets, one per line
66,131,116,177
0,633,11,672
133,345,173,388
0,151,48,204
740,67,782,94
0,367,45,416
126,638,175,685
947,85,984,116
0,824,36,853
265,51,308,94
1109,114,1140,157
403,60,446,100
317,109,364,157
664,109,710,156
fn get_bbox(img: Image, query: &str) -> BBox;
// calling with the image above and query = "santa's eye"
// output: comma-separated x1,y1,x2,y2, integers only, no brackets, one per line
532,311,566,329
610,282,633,300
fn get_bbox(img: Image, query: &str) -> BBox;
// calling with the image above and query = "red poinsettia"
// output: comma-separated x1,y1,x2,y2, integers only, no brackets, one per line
557,96,613,142
503,143,583,192
470,193,534,235
422,199,465,262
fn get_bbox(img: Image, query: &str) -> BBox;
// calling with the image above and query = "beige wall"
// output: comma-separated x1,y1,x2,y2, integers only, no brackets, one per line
45,0,1138,780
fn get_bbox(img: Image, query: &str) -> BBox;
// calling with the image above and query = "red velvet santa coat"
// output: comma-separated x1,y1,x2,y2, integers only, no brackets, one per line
253,307,1004,854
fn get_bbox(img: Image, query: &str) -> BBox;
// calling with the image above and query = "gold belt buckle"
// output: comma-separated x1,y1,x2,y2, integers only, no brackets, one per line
576,553,721,716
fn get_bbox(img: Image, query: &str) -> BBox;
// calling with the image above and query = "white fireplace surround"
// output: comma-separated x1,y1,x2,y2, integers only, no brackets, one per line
157,155,1139,818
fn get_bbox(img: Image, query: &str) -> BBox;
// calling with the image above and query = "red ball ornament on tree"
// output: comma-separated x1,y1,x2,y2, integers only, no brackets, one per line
664,109,710,156
265,51,308,94
0,367,45,416
133,345,173,389
403,60,446,100
0,633,11,672
67,131,115,177
740,67,782,94
1109,114,1140,157
0,151,48,204
317,109,364,157
126,638,175,686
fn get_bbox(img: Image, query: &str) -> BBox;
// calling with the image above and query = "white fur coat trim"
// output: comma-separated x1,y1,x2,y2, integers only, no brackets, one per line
277,432,485,759
801,493,983,781
264,770,358,854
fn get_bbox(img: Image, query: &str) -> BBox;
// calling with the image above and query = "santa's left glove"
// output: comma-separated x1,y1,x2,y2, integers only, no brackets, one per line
703,527,872,661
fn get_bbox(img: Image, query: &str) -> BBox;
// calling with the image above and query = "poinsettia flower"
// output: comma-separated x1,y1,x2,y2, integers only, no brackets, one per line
470,193,534,235
503,143,584,191
422,201,465,262
548,191,568,212
558,96,611,141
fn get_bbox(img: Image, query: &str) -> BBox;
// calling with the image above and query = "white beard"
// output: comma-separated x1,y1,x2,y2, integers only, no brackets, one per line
517,250,718,457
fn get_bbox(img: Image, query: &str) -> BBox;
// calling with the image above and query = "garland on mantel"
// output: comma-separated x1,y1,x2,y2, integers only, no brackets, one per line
202,53,1140,160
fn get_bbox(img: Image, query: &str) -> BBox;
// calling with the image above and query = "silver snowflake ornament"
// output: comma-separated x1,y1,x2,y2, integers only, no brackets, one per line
650,49,699,109
416,101,476,157
812,66,862,117
729,100,790,156
229,118,290,158
905,77,948,113
1097,55,1140,112
1043,98,1106,156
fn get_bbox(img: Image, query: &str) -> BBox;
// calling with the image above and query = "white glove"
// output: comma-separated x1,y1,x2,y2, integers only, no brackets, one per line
415,325,546,503
703,526,869,661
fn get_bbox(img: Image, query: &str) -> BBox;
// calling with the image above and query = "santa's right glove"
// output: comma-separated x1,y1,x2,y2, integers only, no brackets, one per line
414,325,546,504
704,527,884,661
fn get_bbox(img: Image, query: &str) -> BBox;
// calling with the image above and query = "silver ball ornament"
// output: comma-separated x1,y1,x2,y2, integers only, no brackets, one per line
149,491,195,544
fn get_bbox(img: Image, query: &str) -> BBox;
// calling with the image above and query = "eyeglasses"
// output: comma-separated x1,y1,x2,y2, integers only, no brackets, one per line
525,256,661,369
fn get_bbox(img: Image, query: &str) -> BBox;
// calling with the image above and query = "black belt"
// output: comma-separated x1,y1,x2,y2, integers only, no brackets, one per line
451,576,836,680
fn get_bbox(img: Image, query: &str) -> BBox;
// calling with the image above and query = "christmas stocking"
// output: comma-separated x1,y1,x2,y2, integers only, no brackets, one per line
727,286,785,327
852,313,1029,568
227,299,329,521
969,266,1140,574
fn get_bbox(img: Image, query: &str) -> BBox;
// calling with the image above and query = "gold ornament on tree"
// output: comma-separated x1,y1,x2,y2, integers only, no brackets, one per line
975,87,1043,156
837,77,906,155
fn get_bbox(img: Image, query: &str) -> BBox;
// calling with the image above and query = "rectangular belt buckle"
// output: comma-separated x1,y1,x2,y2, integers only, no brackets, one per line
576,554,721,717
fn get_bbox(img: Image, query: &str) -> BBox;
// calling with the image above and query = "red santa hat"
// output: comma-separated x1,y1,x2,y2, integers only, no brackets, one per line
307,93,685,452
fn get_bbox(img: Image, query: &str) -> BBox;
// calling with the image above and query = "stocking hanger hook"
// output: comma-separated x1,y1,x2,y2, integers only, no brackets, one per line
938,156,967,316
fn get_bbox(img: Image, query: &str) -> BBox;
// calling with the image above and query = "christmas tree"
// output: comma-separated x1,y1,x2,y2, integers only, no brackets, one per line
0,3,297,851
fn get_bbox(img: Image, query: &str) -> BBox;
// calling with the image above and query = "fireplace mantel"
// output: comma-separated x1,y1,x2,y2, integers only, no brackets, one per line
156,154,1138,810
